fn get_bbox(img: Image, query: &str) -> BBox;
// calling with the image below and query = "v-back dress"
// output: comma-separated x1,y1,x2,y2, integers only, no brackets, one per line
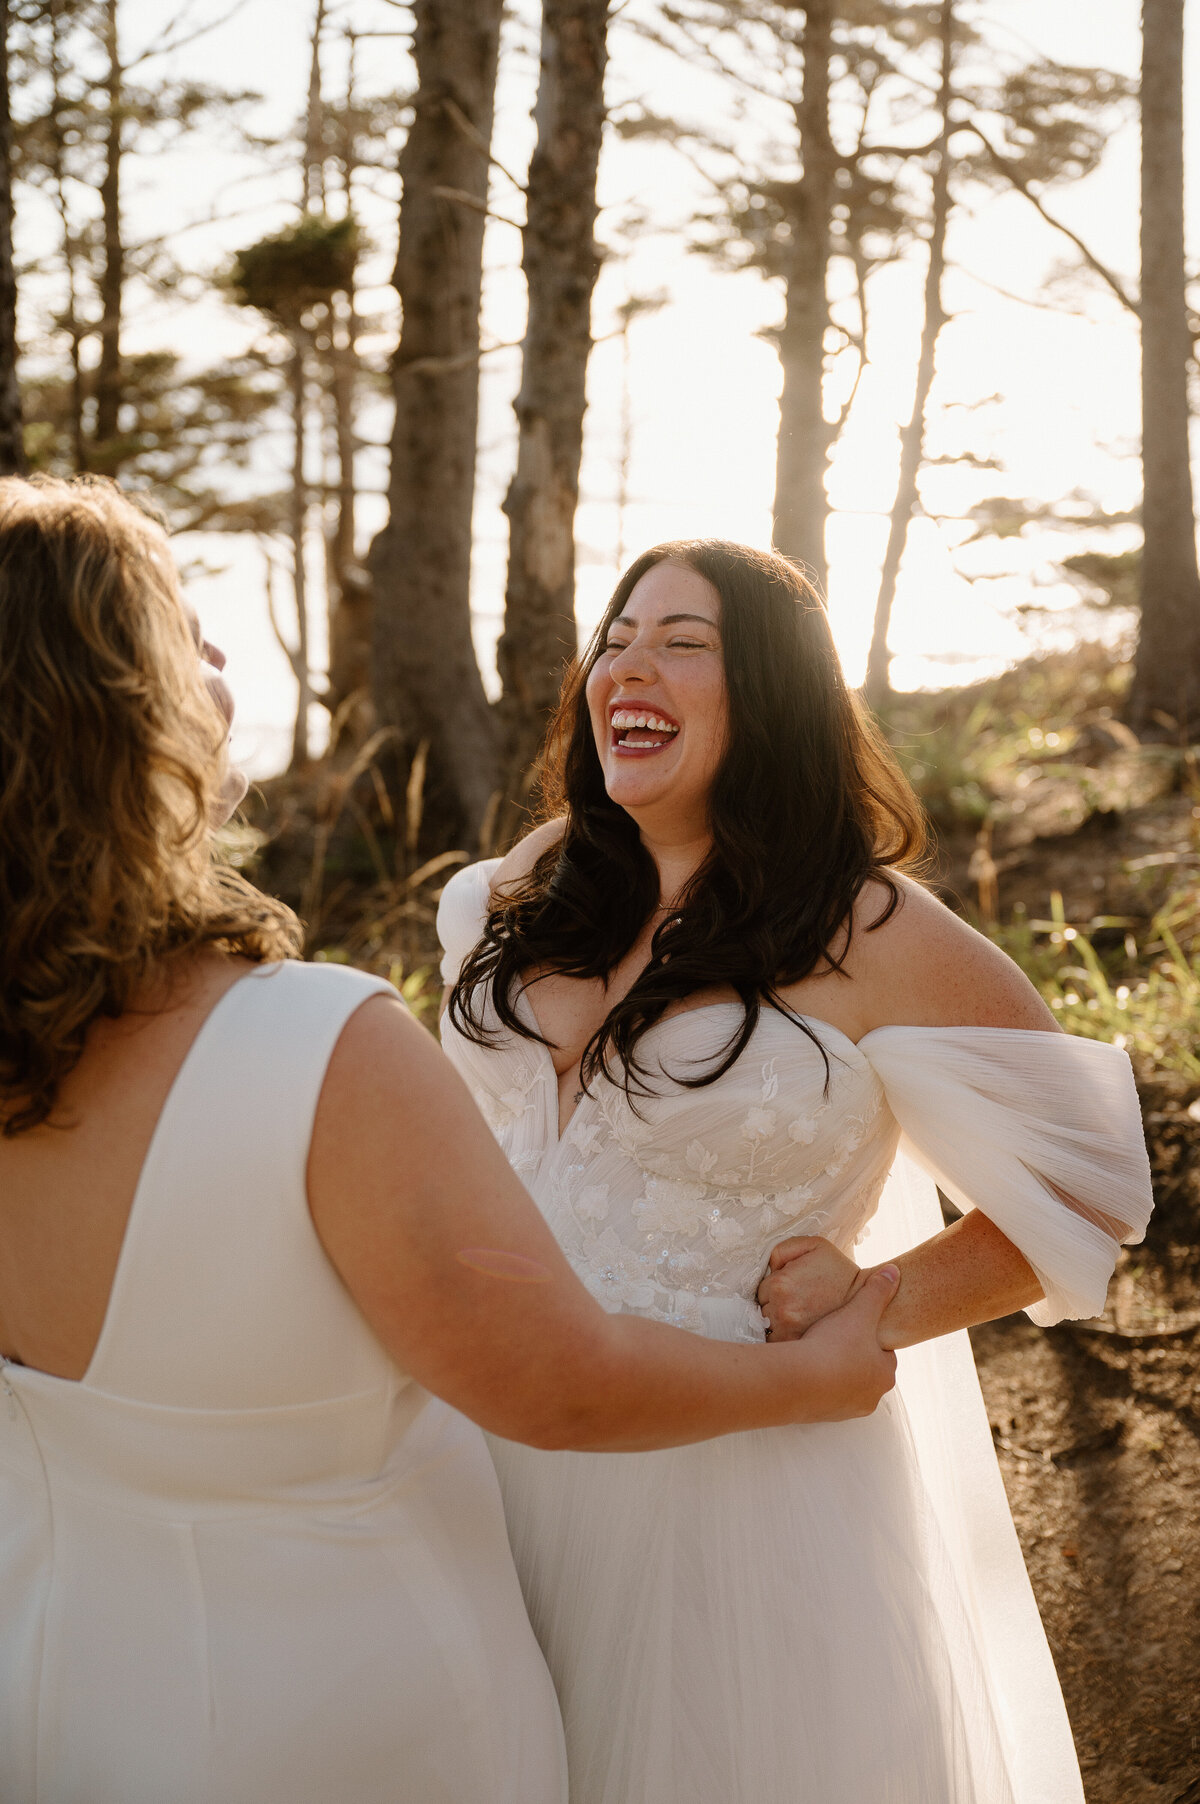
0,960,566,1804
438,860,1154,1804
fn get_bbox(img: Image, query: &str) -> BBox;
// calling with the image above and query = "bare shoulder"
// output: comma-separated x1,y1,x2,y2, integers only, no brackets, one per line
491,816,567,897
309,990,494,1216
313,990,430,1139
846,871,1060,1034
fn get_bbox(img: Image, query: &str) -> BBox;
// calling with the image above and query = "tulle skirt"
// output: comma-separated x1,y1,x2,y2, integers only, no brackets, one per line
489,1392,1016,1804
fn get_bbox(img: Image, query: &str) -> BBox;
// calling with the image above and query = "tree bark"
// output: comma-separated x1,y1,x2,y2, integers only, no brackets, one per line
324,291,370,739
49,0,85,471
863,0,953,712
1128,0,1200,735
0,0,23,473
304,0,327,211
368,0,503,853
289,335,313,768
324,29,370,741
771,0,836,593
494,0,609,824
93,0,123,461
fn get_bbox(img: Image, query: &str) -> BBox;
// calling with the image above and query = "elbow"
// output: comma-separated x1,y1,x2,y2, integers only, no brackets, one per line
506,1350,628,1449
484,1395,610,1452
474,1327,628,1452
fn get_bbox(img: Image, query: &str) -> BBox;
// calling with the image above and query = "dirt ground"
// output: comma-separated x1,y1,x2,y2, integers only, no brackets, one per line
942,770,1200,1804
976,1316,1200,1802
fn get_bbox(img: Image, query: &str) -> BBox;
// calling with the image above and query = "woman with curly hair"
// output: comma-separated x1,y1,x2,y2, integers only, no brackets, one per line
0,481,901,1804
438,539,1154,1804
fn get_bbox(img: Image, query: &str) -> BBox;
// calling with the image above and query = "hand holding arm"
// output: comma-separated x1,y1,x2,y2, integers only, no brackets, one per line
758,1212,1044,1351
309,994,901,1452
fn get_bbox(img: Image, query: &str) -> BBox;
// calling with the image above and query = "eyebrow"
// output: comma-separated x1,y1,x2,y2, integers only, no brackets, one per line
609,612,719,630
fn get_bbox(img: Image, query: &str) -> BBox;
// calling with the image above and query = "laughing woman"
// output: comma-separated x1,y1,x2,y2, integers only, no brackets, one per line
438,540,1154,1804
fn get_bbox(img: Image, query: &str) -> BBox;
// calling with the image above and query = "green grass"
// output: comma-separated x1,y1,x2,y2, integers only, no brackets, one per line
991,890,1200,1079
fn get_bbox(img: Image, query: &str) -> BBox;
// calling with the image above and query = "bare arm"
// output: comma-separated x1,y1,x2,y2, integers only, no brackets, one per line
762,878,1057,1348
759,1213,1042,1351
310,994,899,1452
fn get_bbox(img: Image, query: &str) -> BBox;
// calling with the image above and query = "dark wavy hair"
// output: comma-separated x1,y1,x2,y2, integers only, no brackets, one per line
448,539,928,1096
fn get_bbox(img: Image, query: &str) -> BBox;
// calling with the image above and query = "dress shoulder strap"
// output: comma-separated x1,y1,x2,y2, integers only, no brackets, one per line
85,960,398,1407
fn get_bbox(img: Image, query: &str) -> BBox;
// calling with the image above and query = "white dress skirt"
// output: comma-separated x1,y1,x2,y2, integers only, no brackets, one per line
0,961,567,1804
438,859,1154,1804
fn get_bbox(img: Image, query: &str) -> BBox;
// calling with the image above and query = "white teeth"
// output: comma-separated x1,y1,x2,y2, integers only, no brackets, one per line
611,709,678,734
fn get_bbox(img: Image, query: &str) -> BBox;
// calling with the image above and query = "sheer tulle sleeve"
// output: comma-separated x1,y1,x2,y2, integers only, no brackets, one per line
860,1026,1153,1325
436,858,501,986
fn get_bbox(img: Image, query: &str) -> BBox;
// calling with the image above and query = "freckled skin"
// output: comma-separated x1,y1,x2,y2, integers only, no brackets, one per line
758,1215,1042,1352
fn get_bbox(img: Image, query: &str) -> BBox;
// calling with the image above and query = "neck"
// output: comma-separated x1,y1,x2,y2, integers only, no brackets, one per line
633,817,713,910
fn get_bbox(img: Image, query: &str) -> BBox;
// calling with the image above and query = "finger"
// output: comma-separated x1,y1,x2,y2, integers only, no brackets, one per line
842,1264,900,1325
768,1236,818,1272
201,637,227,672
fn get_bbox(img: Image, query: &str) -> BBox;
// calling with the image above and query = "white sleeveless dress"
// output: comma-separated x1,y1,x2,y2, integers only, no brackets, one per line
438,860,1154,1804
0,960,567,1804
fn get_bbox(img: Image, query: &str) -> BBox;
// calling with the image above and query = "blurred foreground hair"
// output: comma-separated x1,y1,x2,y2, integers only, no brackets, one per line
449,539,929,1095
0,475,300,1136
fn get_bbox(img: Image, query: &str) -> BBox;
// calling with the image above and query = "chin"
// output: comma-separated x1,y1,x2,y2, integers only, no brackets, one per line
603,767,682,814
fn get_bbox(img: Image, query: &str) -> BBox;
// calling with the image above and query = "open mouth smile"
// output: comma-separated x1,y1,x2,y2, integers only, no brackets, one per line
609,706,681,755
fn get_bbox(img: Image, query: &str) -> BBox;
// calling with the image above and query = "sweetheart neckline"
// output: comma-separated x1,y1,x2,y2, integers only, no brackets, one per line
511,991,872,1147
515,990,870,1067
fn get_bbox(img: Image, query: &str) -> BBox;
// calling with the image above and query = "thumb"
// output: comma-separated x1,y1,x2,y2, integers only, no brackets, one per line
844,1263,900,1323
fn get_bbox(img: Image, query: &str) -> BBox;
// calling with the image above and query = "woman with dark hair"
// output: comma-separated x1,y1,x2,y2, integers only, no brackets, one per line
0,487,902,1804
439,540,1154,1804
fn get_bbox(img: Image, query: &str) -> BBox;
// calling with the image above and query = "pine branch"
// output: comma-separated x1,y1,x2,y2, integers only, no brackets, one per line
127,0,253,71
966,118,1138,316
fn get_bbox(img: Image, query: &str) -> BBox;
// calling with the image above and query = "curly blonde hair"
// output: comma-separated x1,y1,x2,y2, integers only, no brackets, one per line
0,475,301,1135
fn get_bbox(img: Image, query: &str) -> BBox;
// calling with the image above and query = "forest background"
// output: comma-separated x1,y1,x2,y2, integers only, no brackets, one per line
1,2,1200,1799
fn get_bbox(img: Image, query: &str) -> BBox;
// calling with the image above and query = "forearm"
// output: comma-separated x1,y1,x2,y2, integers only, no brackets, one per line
533,1316,821,1452
859,1210,1043,1351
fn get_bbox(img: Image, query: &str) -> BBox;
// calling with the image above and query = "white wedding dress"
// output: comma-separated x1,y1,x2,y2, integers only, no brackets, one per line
438,860,1154,1804
0,960,566,1804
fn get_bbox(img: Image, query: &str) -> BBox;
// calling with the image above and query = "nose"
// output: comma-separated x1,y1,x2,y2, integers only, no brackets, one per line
607,637,653,684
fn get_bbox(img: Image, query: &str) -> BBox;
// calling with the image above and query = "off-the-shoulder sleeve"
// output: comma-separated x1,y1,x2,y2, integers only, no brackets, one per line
436,858,501,986
859,1026,1153,1325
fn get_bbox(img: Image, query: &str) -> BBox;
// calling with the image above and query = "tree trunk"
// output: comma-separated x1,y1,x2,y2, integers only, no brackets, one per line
324,291,370,739
368,0,503,854
49,0,85,471
93,0,123,462
863,0,953,713
324,29,370,742
304,0,327,211
289,336,312,769
0,0,23,473
1128,0,1200,735
771,0,836,593
494,0,609,823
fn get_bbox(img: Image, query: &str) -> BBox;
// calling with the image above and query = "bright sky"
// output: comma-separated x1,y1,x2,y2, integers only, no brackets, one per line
16,0,1198,774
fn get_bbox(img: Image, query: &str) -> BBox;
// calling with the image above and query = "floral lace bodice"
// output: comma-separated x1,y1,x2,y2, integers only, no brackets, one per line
437,859,1155,1337
441,985,899,1340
